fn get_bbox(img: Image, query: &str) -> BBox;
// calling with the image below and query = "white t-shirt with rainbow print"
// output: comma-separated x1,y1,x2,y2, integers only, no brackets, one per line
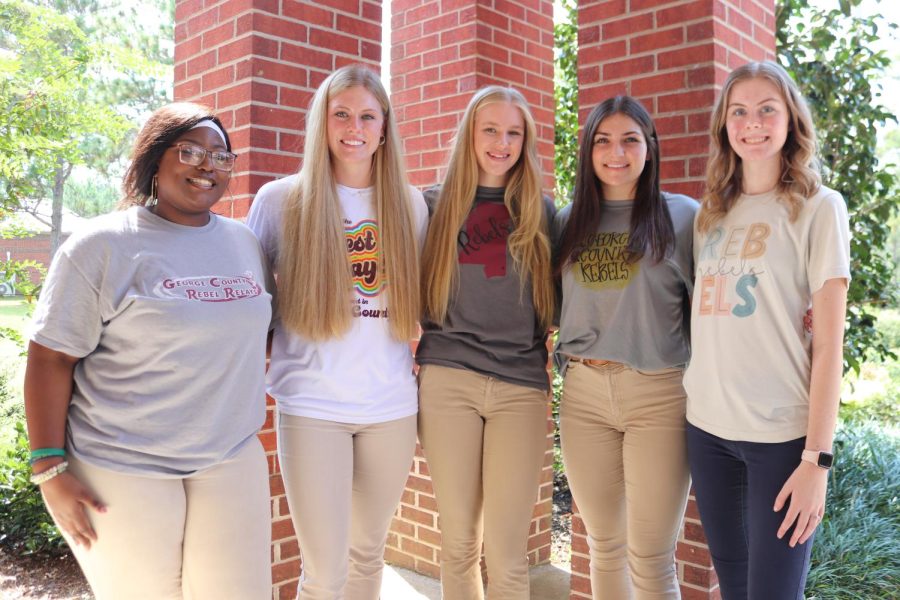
248,175,428,424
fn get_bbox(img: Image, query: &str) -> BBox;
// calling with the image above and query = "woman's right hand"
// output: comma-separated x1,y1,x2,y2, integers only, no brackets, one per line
40,470,106,549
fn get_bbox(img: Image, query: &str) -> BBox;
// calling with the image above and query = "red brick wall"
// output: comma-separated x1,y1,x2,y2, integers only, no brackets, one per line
391,0,556,191
387,0,558,578
578,0,775,200
173,1,383,597
0,235,60,285
174,0,382,222
573,1,775,598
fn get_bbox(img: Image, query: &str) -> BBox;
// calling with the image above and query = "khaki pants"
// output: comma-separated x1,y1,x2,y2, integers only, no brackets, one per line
278,413,417,600
417,364,549,600
560,362,690,600
63,438,271,600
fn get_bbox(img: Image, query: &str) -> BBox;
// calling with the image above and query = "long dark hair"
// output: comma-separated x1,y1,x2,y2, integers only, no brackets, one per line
556,96,673,273
120,102,232,207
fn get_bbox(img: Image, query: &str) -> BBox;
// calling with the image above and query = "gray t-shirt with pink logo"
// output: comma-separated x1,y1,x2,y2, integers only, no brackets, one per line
30,207,273,477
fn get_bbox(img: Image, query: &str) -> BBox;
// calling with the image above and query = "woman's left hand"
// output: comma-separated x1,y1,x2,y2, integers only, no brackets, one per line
773,461,828,547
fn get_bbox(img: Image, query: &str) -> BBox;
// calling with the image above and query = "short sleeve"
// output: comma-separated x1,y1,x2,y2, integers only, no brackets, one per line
30,247,104,358
551,203,571,259
808,190,851,294
407,185,429,254
247,177,292,271
665,193,700,296
543,195,558,223
422,186,441,219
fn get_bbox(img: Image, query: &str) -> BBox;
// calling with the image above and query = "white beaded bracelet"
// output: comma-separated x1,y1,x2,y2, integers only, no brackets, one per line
30,460,69,486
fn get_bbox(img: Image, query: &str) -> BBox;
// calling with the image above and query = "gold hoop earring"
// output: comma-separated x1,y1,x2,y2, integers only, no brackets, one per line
379,135,385,146
148,174,158,207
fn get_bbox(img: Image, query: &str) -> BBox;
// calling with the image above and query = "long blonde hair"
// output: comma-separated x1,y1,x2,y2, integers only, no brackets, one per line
421,86,554,327
278,65,420,341
698,61,820,233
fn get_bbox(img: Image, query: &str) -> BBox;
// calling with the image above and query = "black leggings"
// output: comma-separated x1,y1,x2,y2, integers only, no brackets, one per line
687,423,814,600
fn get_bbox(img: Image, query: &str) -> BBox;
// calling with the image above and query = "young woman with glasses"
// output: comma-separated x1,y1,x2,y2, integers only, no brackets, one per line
24,102,274,599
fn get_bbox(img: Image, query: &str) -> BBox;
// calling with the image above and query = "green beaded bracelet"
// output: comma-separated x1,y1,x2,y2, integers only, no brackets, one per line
29,448,66,465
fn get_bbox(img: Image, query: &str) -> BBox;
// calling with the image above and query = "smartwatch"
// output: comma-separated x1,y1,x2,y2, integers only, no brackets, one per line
801,449,834,469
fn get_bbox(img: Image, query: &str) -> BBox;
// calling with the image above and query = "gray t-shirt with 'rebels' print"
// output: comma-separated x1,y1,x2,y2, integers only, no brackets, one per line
553,192,698,373
416,186,556,392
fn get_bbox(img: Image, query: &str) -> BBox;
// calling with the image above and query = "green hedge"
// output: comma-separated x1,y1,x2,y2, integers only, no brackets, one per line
807,419,899,598
0,421,66,555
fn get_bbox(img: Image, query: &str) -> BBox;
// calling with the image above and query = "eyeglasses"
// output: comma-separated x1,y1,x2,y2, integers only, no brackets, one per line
171,143,237,172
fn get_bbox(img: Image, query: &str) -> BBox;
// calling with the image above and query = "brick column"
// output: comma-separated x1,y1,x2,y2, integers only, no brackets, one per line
573,1,775,598
386,0,557,580
173,1,382,598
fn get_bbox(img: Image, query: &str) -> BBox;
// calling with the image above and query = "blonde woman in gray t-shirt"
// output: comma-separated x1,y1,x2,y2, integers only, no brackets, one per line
417,86,556,600
554,96,697,599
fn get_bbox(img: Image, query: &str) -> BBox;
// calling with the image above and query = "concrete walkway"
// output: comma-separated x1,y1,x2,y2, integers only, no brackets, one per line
381,563,571,599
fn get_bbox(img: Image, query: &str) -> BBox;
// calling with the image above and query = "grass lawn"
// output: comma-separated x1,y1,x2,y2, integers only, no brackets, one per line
0,296,30,325
0,296,30,448
0,296,30,364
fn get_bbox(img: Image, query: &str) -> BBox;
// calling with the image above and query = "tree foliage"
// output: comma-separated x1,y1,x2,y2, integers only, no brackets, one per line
63,173,118,218
553,0,577,207
0,0,172,260
0,0,119,206
777,0,900,373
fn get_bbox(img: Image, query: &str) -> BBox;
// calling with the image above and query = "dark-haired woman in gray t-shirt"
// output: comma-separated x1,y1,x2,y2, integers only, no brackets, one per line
554,96,697,600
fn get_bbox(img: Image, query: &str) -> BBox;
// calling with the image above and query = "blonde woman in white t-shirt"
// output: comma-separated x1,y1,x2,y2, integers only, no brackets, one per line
247,65,427,600
25,103,273,599
684,61,850,599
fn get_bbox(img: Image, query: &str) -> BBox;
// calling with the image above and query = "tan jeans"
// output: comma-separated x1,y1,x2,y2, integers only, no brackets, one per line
417,364,549,600
63,438,271,600
560,361,690,600
278,413,417,600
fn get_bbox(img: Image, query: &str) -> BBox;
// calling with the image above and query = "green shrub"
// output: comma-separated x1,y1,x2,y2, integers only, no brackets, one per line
807,420,899,598
0,421,66,555
840,390,899,425
551,366,567,493
0,365,20,425
874,308,900,351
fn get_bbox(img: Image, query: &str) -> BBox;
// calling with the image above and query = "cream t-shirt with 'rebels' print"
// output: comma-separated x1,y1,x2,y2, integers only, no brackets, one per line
684,185,851,443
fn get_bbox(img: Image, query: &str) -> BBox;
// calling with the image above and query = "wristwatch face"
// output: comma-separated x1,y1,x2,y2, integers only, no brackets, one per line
817,452,834,469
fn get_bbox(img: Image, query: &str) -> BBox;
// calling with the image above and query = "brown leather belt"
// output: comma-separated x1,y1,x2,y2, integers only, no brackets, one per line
567,356,622,368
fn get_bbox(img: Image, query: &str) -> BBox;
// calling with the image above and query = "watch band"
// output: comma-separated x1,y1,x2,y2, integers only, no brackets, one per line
801,449,834,469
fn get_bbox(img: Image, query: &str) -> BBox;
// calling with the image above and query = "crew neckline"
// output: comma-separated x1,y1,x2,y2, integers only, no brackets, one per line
336,183,374,195
138,206,218,232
